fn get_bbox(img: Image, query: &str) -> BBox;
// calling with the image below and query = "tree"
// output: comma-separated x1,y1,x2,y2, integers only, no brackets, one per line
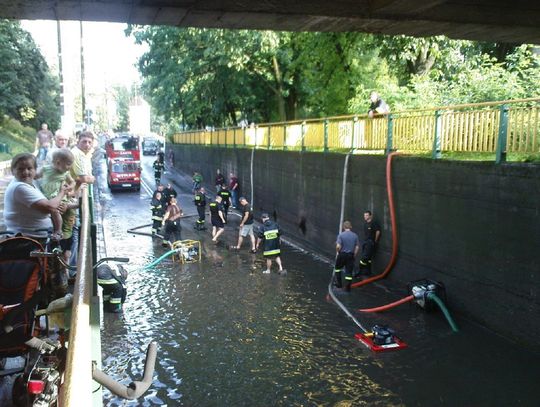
0,19,60,129
113,85,130,132
129,25,540,129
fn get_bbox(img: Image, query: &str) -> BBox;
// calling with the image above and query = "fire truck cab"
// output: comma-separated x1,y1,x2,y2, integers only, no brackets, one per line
107,158,141,191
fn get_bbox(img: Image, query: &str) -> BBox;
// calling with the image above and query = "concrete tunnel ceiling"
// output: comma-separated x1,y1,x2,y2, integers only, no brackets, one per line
2,1,540,43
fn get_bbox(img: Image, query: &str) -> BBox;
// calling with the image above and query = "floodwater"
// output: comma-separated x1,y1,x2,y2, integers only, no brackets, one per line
98,157,540,406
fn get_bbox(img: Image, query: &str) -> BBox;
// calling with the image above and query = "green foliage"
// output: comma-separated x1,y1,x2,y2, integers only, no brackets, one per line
0,19,61,130
113,85,131,132
0,115,36,160
130,26,540,128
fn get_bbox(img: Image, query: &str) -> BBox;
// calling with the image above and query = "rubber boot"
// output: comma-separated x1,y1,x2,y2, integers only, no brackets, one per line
333,271,342,288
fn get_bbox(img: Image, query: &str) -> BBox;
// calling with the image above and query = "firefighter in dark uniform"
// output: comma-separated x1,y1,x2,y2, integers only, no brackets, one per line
97,264,127,313
256,213,285,275
150,191,165,235
334,220,360,292
217,184,231,221
162,183,178,205
209,195,226,243
359,210,381,275
153,156,165,185
194,187,207,230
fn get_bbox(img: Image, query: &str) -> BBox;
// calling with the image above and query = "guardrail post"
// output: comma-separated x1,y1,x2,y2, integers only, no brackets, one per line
283,124,287,151
432,110,442,159
351,116,358,151
301,121,306,152
323,119,329,153
496,104,509,164
385,114,394,155
255,125,259,149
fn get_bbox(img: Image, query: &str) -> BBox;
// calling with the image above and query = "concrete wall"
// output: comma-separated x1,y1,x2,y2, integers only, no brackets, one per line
170,145,540,348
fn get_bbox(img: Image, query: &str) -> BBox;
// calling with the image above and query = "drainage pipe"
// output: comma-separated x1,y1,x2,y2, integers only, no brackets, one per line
351,152,400,289
143,249,179,270
250,147,255,207
327,153,368,334
358,295,414,313
426,292,459,332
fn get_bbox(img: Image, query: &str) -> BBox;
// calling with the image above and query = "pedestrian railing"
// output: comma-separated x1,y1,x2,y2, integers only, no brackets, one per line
172,97,540,162
61,185,102,406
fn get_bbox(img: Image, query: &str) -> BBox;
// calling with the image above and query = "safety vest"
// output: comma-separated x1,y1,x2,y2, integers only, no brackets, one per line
259,221,281,256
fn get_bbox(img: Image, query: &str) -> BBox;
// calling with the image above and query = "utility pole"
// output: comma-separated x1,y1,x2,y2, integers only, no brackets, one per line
56,19,65,129
80,20,86,127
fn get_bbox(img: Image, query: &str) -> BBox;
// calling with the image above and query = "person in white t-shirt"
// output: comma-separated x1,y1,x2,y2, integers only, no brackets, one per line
4,153,68,240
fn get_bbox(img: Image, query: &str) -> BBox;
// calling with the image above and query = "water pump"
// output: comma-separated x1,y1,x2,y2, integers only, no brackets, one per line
408,279,446,311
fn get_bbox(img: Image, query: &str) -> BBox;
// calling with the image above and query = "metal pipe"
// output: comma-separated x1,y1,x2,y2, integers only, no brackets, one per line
92,342,157,400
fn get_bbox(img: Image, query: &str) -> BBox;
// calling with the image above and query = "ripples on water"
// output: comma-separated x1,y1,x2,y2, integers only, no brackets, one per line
100,193,540,407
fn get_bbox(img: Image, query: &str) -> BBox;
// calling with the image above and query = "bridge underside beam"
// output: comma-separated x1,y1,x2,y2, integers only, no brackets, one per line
1,1,540,43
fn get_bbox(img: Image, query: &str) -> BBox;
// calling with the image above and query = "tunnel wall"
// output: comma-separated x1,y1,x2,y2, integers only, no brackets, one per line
170,145,540,348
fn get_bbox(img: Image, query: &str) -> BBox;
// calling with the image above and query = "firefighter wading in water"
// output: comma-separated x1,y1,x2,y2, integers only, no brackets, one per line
256,213,286,275
194,187,207,230
97,264,127,313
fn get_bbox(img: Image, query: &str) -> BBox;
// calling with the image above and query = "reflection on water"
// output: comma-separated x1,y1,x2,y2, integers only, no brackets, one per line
100,191,540,407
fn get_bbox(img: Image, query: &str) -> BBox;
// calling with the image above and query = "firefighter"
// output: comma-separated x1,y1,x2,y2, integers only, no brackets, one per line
162,183,178,205
151,190,164,235
97,264,127,313
256,213,285,275
359,210,381,275
153,156,165,185
334,221,360,292
209,195,226,243
194,187,207,230
217,184,231,221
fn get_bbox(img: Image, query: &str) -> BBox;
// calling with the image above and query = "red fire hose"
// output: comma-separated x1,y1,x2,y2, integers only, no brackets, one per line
358,295,414,313
351,152,399,289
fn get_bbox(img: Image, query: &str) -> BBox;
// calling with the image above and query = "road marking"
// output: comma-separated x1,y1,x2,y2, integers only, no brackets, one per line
141,178,153,197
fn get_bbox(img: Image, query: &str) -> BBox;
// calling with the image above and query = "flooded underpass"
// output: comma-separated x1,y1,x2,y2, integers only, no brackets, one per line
98,157,540,406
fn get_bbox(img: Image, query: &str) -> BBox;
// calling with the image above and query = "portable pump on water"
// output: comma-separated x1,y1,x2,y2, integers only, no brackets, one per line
355,325,408,352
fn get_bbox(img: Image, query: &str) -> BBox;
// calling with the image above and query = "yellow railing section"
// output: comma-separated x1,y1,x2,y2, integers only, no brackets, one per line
172,98,540,161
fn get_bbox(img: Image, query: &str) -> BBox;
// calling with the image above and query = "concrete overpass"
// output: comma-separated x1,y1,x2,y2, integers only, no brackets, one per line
2,1,540,43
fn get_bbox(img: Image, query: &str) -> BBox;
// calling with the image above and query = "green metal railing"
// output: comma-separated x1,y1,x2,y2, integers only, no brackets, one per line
172,98,540,162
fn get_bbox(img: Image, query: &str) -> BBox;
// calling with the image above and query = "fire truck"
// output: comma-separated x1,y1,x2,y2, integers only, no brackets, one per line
104,135,140,161
105,135,141,191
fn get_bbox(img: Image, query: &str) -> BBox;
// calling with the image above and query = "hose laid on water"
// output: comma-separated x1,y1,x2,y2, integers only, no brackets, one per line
143,249,179,270
250,147,255,207
351,152,400,289
426,292,459,332
327,153,369,334
358,295,414,313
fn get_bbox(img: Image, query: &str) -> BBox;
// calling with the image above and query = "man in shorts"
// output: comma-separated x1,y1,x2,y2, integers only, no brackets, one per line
231,197,256,252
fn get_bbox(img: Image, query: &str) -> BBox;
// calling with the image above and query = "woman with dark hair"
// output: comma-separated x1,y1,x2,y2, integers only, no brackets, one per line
3,153,67,239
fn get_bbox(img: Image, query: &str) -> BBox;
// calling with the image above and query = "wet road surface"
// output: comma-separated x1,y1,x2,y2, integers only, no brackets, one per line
97,156,540,406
